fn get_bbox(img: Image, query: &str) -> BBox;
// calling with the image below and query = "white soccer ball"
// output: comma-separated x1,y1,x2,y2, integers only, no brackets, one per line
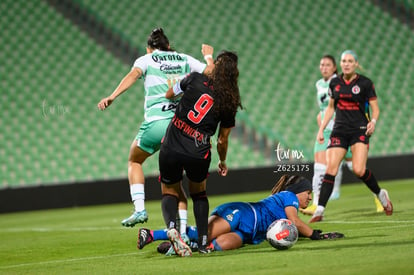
266,219,298,250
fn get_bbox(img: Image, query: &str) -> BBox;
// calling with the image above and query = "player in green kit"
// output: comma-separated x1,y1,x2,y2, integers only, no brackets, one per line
98,28,215,231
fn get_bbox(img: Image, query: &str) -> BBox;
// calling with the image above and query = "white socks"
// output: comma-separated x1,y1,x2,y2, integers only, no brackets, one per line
333,163,343,195
178,209,188,235
130,183,145,212
315,205,325,216
345,160,353,172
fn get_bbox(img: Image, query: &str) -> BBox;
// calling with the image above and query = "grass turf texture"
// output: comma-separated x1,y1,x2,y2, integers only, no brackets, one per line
0,179,413,274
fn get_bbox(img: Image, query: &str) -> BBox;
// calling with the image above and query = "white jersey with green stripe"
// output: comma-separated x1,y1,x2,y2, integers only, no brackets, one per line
315,74,336,131
133,50,206,122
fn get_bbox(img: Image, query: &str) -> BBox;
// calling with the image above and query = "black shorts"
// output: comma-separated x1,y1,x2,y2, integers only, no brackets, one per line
327,129,370,150
159,146,211,184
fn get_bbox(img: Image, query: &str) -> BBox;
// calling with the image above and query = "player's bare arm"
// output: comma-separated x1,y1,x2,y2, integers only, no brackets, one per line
317,98,335,143
97,67,142,110
217,127,231,176
366,98,379,136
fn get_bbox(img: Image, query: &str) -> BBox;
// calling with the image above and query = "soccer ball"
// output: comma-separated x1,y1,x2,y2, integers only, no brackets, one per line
266,219,298,250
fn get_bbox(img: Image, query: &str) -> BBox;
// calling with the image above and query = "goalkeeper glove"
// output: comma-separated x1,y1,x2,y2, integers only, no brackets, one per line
310,230,344,240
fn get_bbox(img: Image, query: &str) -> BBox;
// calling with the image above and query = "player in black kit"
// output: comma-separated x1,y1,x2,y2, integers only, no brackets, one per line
159,51,242,256
310,50,393,223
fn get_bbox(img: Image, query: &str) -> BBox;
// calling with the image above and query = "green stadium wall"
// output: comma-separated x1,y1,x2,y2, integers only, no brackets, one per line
0,154,413,213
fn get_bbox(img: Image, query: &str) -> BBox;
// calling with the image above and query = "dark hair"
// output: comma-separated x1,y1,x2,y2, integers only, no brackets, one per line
147,28,173,51
271,174,310,195
209,51,242,116
322,54,338,75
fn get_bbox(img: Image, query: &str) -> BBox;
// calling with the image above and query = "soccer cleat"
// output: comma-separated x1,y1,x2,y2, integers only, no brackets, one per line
165,245,177,256
121,210,148,227
378,189,393,216
188,241,199,252
198,243,214,254
167,228,192,257
137,228,153,249
309,208,324,223
158,240,199,255
374,194,384,213
300,204,317,216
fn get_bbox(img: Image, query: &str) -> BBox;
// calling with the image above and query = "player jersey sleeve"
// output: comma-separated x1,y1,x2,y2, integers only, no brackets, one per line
185,54,207,73
328,81,334,99
132,55,149,77
366,79,377,101
219,112,236,128
315,81,320,106
178,73,192,91
281,191,299,210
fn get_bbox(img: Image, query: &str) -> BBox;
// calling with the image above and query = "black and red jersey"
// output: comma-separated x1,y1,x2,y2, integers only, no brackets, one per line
328,73,377,131
162,72,235,159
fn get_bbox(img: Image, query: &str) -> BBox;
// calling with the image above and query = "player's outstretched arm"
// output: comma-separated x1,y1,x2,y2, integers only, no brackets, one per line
285,206,314,238
97,67,142,110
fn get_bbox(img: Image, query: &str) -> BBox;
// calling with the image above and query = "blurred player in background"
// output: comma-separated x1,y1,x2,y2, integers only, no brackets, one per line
310,50,393,223
158,51,242,256
302,55,352,216
97,28,214,231
301,55,383,215
137,175,344,254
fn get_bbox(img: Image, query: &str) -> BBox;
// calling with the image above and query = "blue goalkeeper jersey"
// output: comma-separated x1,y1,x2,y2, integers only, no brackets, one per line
211,191,299,244
250,191,299,243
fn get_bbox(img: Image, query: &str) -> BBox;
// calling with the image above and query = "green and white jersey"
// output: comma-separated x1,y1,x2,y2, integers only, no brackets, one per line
133,50,206,122
315,74,336,131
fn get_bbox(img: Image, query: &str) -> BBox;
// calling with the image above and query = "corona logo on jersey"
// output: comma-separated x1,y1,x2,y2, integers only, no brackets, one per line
152,53,184,63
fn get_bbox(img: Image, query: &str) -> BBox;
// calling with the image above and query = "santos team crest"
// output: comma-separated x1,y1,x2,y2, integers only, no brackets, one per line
352,85,361,94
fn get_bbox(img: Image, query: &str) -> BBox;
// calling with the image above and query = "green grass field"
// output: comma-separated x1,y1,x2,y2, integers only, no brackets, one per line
1,178,414,274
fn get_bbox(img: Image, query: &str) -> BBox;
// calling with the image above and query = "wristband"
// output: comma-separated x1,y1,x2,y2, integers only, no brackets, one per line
371,119,377,125
204,54,213,61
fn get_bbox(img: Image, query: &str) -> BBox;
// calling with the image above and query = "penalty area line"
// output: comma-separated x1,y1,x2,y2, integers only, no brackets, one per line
0,252,138,270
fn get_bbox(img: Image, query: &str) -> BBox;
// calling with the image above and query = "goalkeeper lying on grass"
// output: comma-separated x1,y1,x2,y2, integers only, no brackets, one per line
137,175,344,255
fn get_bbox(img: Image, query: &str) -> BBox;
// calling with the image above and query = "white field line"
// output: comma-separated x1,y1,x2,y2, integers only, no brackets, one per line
2,219,413,232
318,220,414,233
0,252,138,270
